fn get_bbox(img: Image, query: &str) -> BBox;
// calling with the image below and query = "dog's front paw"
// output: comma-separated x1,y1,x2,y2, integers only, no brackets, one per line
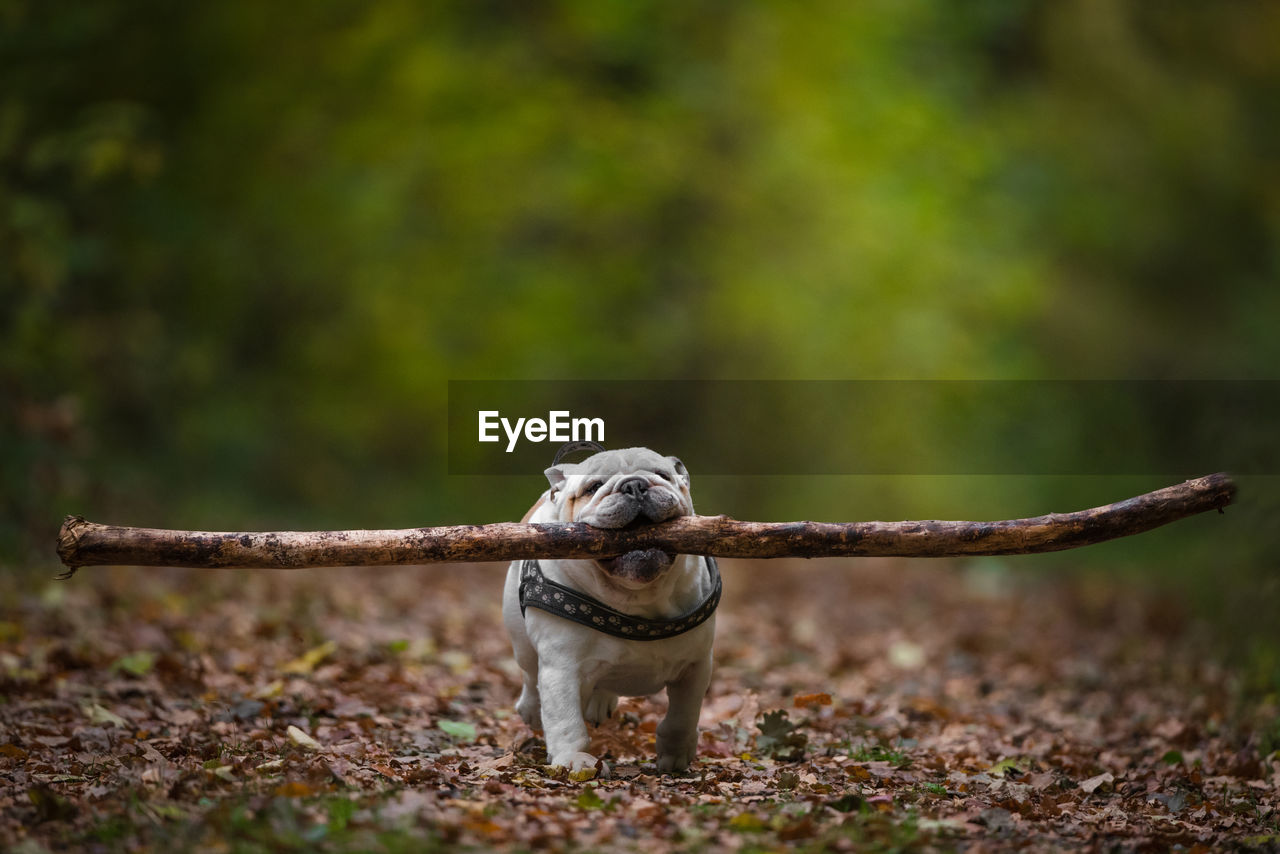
550,751,606,778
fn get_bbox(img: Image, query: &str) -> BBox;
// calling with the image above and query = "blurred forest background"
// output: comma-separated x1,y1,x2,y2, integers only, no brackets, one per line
2,3,1278,688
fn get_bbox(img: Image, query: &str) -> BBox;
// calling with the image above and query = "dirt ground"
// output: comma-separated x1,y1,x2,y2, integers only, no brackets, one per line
1,556,1277,852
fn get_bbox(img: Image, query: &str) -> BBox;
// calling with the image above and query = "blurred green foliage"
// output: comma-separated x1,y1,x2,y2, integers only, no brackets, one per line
2,2,1278,672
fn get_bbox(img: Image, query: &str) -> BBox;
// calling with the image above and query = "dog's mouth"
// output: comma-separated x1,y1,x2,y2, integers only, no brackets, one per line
598,548,677,585
589,506,687,584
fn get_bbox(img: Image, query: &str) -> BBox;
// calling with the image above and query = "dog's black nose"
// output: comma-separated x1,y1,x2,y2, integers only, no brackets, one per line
618,477,648,499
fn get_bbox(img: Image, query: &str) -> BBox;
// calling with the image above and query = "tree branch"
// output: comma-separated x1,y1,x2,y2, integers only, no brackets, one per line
56,473,1236,577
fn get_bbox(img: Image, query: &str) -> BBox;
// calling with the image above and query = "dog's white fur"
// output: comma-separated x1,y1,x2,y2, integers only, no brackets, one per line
502,447,715,773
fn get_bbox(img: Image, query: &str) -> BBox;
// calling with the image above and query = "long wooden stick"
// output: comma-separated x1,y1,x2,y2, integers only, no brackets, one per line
54,474,1236,577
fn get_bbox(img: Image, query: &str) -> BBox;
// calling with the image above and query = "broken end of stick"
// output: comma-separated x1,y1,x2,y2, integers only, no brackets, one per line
56,515,87,579
1209,472,1234,516
1202,472,1238,511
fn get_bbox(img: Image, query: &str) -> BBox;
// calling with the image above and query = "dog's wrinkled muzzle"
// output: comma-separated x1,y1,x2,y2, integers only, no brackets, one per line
588,480,684,530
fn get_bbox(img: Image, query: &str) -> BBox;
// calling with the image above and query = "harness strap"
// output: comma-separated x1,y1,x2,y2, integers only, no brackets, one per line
519,556,721,641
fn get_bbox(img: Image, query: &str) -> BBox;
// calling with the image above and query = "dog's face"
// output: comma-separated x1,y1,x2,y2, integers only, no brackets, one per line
542,447,693,588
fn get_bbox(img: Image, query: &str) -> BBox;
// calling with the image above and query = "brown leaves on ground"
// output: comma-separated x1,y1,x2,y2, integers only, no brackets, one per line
0,559,1277,852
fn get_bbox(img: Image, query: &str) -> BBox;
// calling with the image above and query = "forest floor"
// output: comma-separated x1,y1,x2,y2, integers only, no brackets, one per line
1,557,1278,852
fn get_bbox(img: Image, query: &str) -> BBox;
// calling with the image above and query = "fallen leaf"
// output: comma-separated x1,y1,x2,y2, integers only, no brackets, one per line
978,807,1014,833
729,812,766,831
888,639,925,670
439,650,472,675
111,651,156,677
84,704,127,728
987,757,1023,777
1029,771,1055,790
28,785,76,821
438,719,477,742
281,640,336,675
475,754,514,775
287,725,322,751
1149,790,1188,813
33,773,87,783
253,679,284,699
735,692,761,730
576,788,606,809
274,781,316,797
756,709,807,761
0,743,28,760
1080,772,1114,794
827,793,864,813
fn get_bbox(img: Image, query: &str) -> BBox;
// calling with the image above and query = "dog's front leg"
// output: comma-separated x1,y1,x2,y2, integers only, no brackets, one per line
656,655,712,772
537,666,597,772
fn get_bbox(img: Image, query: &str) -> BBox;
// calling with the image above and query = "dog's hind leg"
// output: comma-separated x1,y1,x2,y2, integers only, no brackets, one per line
516,670,542,731
584,690,618,726
657,655,712,772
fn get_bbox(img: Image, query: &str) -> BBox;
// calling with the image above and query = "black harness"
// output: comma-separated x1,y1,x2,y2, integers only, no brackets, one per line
518,556,721,641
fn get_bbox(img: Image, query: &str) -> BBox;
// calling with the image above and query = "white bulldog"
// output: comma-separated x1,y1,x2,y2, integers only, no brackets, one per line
502,447,717,774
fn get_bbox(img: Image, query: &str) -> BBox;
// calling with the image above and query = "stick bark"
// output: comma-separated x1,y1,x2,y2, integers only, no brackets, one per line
54,473,1236,576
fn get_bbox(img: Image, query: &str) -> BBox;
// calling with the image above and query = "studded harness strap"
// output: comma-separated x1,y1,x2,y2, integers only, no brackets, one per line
519,556,721,641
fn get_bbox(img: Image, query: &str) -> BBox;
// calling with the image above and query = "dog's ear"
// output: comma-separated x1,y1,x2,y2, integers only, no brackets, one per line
668,456,690,488
545,466,568,496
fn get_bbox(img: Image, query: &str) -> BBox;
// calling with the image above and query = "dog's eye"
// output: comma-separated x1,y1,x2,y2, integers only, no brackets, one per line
583,480,603,495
